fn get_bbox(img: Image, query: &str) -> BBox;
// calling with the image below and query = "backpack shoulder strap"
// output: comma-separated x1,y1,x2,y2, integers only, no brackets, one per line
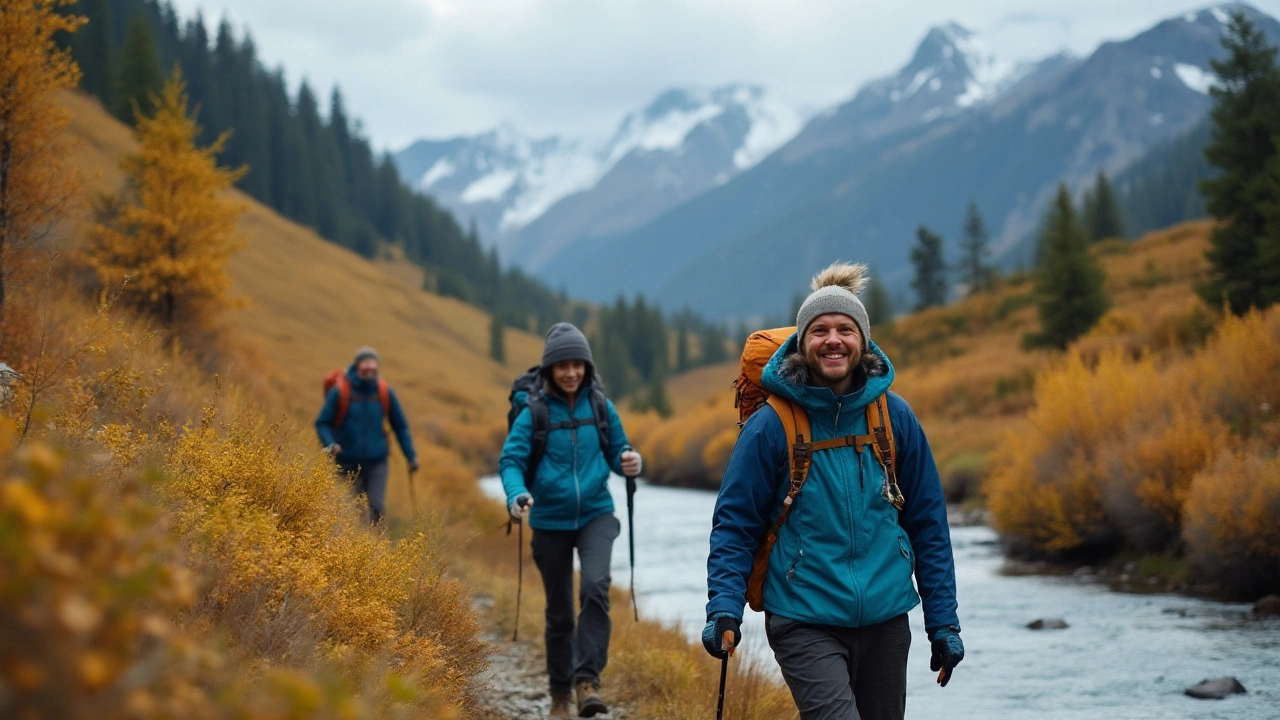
525,393,551,488
334,374,352,428
866,394,904,510
376,378,391,418
746,395,813,612
588,387,611,451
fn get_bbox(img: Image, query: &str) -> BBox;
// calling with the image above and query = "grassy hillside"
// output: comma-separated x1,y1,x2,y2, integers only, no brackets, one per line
631,220,1216,494
48,90,798,718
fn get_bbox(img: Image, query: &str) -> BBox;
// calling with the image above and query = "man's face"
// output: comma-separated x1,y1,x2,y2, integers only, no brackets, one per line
803,313,863,389
356,358,379,381
551,360,585,396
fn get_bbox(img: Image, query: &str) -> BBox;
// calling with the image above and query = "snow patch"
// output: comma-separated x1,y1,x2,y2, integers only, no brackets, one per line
929,77,943,92
1150,66,1163,80
950,28,1021,108
1211,6,1231,25
499,148,602,229
922,106,946,123
732,95,804,170
1150,113,1165,126
1184,12,1198,23
1174,63,1217,94
420,157,456,188
460,169,518,203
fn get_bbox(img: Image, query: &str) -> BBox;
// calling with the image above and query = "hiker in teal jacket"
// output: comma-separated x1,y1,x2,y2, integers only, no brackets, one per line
316,346,417,524
703,263,962,720
499,323,642,719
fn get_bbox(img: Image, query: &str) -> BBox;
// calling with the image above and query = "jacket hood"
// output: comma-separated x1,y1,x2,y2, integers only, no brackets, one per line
761,333,894,414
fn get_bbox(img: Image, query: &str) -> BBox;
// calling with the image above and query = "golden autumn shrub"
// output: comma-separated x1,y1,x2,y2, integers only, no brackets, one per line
987,307,1280,594
1183,446,1280,599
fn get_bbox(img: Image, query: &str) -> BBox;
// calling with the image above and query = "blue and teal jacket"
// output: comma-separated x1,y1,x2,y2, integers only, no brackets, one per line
315,366,417,468
706,336,959,634
499,378,630,531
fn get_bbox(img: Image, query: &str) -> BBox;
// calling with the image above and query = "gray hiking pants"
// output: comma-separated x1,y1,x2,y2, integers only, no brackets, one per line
766,612,911,720
340,459,388,524
531,512,620,694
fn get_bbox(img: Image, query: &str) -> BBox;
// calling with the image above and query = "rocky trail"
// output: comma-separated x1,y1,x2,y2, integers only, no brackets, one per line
471,630,632,720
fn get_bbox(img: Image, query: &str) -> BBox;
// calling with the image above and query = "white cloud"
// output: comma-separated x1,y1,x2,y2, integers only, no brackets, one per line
168,0,1280,150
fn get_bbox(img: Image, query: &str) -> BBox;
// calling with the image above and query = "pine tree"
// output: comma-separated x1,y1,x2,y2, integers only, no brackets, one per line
489,313,506,363
1082,171,1125,242
0,0,83,318
957,202,993,297
1026,184,1111,349
74,0,113,103
111,12,163,122
910,225,948,310
864,272,894,326
1200,11,1280,314
86,70,247,329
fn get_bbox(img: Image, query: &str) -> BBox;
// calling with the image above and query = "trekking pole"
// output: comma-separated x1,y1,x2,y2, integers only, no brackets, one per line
407,467,417,517
716,630,736,720
625,474,638,622
506,516,525,642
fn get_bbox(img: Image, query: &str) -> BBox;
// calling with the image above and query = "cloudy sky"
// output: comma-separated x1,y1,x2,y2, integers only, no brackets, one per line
168,0,1280,151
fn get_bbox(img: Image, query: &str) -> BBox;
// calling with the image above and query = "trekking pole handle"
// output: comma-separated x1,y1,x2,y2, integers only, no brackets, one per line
722,630,736,657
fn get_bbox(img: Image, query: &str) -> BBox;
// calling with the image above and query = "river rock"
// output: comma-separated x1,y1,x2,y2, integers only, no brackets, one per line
1184,677,1246,699
1252,594,1280,617
1026,618,1069,630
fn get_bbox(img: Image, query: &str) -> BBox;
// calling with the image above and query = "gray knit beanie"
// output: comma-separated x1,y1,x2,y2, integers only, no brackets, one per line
795,262,872,344
541,323,594,368
353,346,380,364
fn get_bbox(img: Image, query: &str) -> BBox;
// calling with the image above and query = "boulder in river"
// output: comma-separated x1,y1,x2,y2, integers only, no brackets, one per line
1026,618,1069,630
1184,677,1246,699
1252,594,1280,617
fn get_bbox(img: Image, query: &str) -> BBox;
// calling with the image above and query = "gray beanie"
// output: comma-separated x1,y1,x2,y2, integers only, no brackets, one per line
795,262,872,344
354,346,380,364
541,323,594,368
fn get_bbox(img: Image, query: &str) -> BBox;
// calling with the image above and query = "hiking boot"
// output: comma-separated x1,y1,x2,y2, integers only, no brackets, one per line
575,679,608,718
548,691,573,718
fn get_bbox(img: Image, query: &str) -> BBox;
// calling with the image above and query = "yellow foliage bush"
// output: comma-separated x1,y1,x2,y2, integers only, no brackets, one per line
987,307,1280,595
1183,447,1280,598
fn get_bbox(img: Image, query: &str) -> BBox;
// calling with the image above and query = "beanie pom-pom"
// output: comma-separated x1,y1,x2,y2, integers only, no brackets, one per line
810,261,869,296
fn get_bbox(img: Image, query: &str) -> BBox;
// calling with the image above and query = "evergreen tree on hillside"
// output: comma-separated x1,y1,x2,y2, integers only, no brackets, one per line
910,225,948,310
957,202,993,297
1082,171,1125,242
1026,184,1110,349
111,12,162,121
489,314,505,363
0,0,83,316
1200,11,1280,314
87,70,246,329
697,322,729,365
864,272,894,326
1117,120,1211,237
72,0,113,103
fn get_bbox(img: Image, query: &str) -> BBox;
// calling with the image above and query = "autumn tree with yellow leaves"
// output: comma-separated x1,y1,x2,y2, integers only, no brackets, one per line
85,69,246,331
0,0,84,322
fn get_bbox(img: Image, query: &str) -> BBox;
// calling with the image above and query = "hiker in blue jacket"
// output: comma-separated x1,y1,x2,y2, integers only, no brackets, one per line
703,263,962,720
500,323,642,720
316,346,418,524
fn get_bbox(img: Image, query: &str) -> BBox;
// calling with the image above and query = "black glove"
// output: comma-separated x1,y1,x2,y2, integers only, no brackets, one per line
929,626,964,687
701,613,741,660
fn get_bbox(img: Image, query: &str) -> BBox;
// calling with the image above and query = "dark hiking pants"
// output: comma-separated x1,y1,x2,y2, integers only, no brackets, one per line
531,512,620,694
340,459,388,524
766,612,911,720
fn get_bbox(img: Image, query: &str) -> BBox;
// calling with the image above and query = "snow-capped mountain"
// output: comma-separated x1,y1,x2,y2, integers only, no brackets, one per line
392,85,805,261
538,3,1279,319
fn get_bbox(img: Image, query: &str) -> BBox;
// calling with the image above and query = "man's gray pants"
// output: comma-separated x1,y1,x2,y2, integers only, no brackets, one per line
340,459,388,524
766,612,911,720
531,513,620,694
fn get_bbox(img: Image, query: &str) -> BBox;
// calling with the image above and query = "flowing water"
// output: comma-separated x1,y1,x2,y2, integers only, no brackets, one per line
479,476,1280,719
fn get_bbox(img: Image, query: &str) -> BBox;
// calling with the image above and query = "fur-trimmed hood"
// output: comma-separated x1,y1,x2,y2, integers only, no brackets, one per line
761,333,894,415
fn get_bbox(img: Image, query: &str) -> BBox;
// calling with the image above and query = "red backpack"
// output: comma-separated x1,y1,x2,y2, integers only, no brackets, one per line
323,369,390,428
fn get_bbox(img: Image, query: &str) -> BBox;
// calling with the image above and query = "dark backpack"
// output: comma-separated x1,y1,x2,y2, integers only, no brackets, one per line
508,366,611,487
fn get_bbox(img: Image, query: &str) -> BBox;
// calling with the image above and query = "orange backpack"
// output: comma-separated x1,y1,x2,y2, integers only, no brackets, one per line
732,327,902,612
324,369,390,429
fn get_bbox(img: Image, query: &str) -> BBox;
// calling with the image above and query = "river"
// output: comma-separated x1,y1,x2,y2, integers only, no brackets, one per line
479,475,1280,719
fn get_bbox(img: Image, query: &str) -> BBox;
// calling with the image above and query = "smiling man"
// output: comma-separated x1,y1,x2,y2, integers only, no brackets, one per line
702,262,962,720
